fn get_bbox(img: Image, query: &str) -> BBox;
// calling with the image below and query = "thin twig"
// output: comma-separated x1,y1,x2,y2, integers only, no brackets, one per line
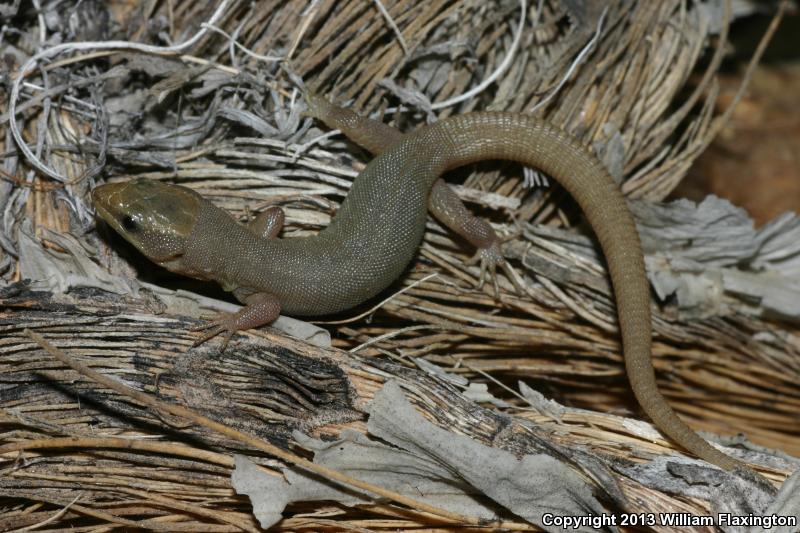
286,0,321,62
7,494,82,533
372,0,409,56
316,272,440,325
0,436,234,467
706,1,788,142
530,7,608,113
350,324,441,354
201,22,284,63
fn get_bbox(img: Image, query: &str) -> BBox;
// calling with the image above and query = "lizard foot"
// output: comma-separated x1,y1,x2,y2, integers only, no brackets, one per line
190,294,281,352
190,313,239,351
466,238,526,298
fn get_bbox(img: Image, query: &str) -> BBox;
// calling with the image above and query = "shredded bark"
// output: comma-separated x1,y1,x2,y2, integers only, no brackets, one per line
1,0,797,530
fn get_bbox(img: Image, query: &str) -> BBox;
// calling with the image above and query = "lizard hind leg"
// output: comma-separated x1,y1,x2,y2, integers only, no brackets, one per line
428,179,524,297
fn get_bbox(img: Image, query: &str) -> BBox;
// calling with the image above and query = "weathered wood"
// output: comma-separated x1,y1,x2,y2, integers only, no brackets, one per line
1,285,794,531
1,0,797,529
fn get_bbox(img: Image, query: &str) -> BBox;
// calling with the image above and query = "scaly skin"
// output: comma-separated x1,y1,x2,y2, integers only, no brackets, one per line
92,100,749,471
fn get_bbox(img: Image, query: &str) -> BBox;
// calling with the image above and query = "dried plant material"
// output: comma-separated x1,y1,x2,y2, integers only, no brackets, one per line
232,430,503,528
1,290,795,532
412,355,469,386
634,197,800,322
461,381,511,407
366,381,611,531
617,458,800,531
760,471,800,533
519,380,568,422
0,0,797,530
237,380,612,532
634,197,759,266
18,220,127,294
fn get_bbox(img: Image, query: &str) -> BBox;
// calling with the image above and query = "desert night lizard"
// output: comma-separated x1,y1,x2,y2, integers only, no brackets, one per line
92,95,748,472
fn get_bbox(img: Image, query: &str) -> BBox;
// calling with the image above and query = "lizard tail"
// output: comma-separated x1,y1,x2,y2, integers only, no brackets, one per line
427,113,746,471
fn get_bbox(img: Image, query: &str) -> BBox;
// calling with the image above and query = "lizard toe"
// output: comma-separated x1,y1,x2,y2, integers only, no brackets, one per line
468,240,518,298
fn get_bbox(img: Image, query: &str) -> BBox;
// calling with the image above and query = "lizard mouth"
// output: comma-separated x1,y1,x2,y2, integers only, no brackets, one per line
92,182,128,229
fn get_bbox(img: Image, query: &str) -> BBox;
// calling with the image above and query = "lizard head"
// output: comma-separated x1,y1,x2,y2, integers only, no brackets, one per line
92,179,202,267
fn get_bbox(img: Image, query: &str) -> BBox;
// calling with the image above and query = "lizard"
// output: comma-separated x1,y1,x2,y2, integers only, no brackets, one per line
92,94,749,472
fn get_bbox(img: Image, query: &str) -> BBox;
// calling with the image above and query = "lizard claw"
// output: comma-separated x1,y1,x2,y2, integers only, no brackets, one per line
467,240,526,298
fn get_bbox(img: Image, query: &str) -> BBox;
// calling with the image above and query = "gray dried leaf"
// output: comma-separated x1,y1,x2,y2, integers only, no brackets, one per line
377,79,435,120
232,429,502,529
753,212,800,275
217,107,279,137
632,196,757,266
188,69,235,99
645,255,727,317
105,90,148,128
518,381,567,422
0,0,20,18
413,356,469,386
617,456,747,501
461,382,510,408
367,381,612,532
712,470,783,533
408,56,454,95
271,315,331,348
722,269,800,320
751,470,800,533
233,380,614,531
18,220,133,295
618,453,799,529
631,196,800,321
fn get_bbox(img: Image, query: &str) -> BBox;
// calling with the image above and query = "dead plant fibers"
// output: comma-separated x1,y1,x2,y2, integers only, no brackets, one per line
1,0,798,531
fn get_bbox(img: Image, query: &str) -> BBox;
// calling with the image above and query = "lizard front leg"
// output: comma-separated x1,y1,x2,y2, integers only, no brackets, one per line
191,291,281,350
247,205,285,239
189,206,286,349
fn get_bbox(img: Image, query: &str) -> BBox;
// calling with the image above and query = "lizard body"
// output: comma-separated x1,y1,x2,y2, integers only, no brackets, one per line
92,97,747,471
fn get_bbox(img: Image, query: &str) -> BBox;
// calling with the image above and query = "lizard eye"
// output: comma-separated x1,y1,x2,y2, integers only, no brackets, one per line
121,214,139,232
